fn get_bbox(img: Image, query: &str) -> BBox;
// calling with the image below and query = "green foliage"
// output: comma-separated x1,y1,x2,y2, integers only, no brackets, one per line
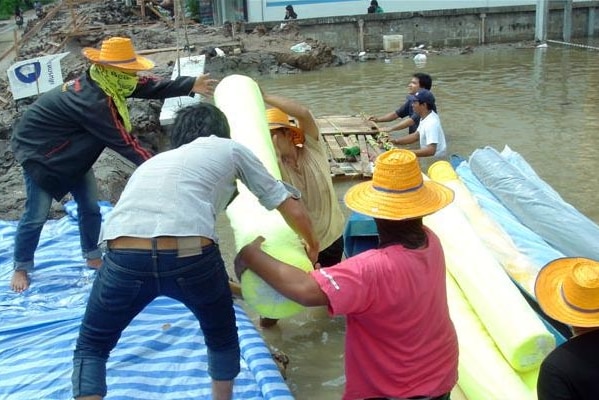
0,0,50,20
0,0,20,20
185,0,199,21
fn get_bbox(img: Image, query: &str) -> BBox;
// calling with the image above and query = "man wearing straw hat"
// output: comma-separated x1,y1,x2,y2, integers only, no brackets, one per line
10,37,216,293
260,92,346,328
535,257,599,400
235,149,459,400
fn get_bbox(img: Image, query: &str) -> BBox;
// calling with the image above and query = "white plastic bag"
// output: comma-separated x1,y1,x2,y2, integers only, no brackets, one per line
290,42,312,53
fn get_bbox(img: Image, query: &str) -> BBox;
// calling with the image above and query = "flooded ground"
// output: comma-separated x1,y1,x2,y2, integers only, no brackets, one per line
217,39,599,399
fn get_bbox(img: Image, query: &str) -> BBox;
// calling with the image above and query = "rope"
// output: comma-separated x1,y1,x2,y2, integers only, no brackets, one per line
546,39,599,51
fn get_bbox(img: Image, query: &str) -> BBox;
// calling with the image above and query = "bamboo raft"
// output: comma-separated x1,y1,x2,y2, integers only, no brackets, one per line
315,115,385,178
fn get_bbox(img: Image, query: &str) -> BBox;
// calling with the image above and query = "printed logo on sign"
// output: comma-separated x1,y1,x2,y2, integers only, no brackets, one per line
15,62,42,84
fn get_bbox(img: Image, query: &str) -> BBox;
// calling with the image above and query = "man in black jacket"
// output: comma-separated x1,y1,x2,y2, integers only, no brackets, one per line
10,37,216,292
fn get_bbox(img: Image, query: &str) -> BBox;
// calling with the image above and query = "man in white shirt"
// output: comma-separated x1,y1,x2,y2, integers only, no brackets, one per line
390,89,447,170
71,103,319,400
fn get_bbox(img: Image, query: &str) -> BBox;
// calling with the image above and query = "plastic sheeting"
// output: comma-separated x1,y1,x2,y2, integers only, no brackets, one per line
469,146,599,260
455,159,565,270
0,202,292,400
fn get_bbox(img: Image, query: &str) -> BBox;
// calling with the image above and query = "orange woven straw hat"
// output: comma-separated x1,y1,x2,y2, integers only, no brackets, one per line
535,257,599,327
82,37,155,71
344,149,454,220
266,108,305,147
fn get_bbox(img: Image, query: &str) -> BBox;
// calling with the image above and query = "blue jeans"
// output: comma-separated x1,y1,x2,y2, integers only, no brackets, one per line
72,245,240,398
13,169,102,271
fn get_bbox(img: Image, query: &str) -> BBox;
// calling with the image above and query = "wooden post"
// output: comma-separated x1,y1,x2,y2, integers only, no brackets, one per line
68,0,78,35
358,19,364,52
13,28,19,57
137,0,146,21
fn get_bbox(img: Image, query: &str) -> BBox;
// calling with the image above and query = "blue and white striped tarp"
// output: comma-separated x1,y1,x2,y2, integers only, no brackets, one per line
0,202,293,400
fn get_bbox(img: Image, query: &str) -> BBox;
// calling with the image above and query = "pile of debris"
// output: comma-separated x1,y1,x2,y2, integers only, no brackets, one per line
0,0,344,220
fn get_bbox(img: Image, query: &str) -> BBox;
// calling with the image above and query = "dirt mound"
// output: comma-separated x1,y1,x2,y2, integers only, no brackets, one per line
0,1,350,220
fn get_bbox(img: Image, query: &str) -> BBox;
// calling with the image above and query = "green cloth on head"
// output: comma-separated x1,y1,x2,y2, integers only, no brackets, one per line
90,64,139,132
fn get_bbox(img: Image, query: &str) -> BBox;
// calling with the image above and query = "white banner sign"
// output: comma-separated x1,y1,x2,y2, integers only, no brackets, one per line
7,52,70,100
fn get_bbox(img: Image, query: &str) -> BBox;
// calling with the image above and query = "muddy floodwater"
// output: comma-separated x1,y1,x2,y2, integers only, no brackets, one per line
216,40,599,400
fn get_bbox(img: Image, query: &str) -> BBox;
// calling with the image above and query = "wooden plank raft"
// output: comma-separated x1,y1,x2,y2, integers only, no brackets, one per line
315,115,385,178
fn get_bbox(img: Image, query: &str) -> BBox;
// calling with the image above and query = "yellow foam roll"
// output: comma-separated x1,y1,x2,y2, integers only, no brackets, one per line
424,172,554,372
446,275,533,399
428,161,539,295
451,385,469,400
519,367,540,398
214,75,312,318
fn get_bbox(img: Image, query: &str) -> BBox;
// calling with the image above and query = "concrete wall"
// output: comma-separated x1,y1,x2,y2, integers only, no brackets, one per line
249,0,592,23
246,2,599,51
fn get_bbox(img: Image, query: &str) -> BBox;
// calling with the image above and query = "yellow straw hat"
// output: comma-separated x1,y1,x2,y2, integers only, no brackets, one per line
535,257,599,327
345,149,454,220
266,108,305,147
82,37,155,71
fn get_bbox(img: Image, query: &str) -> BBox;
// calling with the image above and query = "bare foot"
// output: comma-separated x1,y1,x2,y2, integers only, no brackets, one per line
259,316,279,328
11,270,30,292
86,258,102,269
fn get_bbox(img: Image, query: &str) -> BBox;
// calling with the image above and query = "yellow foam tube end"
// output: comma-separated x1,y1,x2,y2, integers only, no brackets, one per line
215,74,311,318
226,197,312,318
428,160,458,182
241,240,312,319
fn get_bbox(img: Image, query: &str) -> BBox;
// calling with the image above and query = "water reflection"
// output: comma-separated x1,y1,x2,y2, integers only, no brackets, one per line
219,42,599,399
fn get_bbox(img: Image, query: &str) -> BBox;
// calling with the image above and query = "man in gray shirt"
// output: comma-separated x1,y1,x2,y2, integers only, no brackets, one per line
72,103,319,400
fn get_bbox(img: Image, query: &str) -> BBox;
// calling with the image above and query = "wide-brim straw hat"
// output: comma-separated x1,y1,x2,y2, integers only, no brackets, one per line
345,149,454,220
535,257,599,327
266,108,305,146
82,37,155,71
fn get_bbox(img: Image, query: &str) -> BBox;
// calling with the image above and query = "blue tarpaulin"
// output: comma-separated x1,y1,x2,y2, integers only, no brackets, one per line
0,202,292,400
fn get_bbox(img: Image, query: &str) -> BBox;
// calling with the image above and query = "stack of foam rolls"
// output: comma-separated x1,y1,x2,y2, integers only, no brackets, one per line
426,161,555,399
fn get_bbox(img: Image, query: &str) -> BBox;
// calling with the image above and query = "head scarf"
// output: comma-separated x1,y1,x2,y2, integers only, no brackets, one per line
89,64,139,132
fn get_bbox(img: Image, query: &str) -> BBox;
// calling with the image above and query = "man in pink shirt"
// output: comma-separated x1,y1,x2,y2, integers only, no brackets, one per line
235,149,459,400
